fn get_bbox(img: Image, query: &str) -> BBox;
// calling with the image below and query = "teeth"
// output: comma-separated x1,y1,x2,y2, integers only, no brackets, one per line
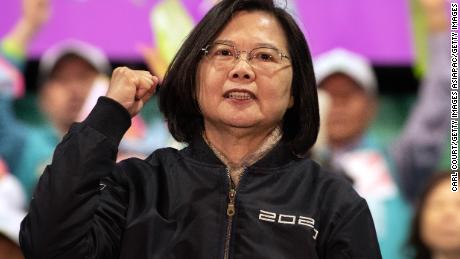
228,92,252,100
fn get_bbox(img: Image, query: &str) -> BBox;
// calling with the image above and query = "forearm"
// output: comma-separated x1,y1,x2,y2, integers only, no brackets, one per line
1,0,50,69
20,97,131,258
0,18,38,70
391,32,450,202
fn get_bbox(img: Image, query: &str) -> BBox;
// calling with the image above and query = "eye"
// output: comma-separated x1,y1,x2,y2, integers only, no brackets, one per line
252,48,280,63
210,43,235,58
216,49,233,56
256,53,274,62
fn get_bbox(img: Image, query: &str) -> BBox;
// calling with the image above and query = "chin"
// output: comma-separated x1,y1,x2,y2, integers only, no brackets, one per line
219,112,259,126
224,119,258,129
328,133,350,144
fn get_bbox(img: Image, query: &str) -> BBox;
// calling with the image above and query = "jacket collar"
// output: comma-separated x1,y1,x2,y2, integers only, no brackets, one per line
182,133,299,169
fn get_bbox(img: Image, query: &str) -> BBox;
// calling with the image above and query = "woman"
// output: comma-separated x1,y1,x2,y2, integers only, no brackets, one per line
20,0,381,258
407,173,460,259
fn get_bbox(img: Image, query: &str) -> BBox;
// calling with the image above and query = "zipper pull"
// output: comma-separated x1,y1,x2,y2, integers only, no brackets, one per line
227,189,236,216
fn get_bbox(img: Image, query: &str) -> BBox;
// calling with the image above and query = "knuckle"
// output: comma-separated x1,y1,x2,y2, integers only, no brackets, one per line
112,67,121,75
118,66,130,74
128,77,138,86
113,66,127,76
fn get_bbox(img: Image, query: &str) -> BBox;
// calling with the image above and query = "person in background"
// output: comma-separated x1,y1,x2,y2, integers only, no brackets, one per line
315,47,413,259
407,172,460,259
390,0,450,204
0,157,27,259
0,0,49,181
0,38,112,200
1,0,171,200
313,0,450,258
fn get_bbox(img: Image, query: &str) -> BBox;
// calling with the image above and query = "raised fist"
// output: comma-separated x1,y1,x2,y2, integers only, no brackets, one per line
106,67,159,117
22,0,51,30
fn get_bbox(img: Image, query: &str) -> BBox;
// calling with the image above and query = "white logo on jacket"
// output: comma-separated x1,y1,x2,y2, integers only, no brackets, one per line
258,210,319,239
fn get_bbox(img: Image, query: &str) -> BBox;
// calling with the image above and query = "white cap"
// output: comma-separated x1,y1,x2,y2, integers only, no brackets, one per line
39,39,111,81
314,48,378,96
0,173,27,245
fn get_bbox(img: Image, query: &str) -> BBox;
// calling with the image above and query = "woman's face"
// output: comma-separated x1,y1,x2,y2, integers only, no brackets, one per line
421,178,460,255
197,11,293,134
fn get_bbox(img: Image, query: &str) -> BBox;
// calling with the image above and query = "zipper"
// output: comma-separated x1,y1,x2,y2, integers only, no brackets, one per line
223,167,245,259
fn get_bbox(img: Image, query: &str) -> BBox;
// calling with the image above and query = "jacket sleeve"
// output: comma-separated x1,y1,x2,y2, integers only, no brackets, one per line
0,50,27,175
1,36,26,71
19,97,132,259
0,94,27,177
390,32,450,203
325,199,382,259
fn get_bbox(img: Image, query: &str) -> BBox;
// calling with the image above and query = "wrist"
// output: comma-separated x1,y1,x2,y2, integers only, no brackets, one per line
5,21,33,51
17,18,42,39
427,13,448,32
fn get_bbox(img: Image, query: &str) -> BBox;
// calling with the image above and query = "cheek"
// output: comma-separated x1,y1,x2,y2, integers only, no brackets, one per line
79,82,94,98
196,74,223,113
344,98,367,116
420,211,436,244
259,74,293,107
420,206,445,237
197,85,214,113
197,68,225,111
54,89,71,105
43,86,64,105
421,209,435,231
333,97,371,124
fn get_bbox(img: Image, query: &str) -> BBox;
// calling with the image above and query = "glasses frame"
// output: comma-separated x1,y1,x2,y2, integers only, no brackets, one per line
201,42,290,66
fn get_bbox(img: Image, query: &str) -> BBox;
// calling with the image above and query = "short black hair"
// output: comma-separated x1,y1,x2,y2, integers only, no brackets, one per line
159,0,319,156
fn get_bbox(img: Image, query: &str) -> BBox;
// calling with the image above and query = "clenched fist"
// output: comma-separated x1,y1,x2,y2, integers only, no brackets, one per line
22,0,50,30
106,67,159,117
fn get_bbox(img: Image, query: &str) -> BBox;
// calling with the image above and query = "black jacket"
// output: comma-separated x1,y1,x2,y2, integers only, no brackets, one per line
20,97,382,259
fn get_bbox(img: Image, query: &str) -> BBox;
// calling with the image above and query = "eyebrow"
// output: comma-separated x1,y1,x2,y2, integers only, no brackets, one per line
213,39,283,50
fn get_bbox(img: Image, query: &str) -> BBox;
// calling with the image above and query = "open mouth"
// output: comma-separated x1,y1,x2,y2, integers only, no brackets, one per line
223,90,256,100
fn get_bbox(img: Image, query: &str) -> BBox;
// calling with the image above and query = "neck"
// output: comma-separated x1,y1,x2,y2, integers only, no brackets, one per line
328,135,363,152
204,123,278,166
50,119,70,137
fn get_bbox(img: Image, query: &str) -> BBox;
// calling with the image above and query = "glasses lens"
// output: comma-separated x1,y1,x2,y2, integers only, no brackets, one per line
207,43,235,61
250,47,283,64
203,43,289,71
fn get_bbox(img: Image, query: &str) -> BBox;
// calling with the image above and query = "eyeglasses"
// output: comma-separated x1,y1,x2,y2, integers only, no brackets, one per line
201,42,290,71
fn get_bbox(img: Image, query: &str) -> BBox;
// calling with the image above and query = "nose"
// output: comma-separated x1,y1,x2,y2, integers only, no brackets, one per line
66,78,93,102
229,58,255,82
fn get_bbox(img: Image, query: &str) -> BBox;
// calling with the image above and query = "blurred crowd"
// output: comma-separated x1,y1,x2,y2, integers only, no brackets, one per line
0,0,457,259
